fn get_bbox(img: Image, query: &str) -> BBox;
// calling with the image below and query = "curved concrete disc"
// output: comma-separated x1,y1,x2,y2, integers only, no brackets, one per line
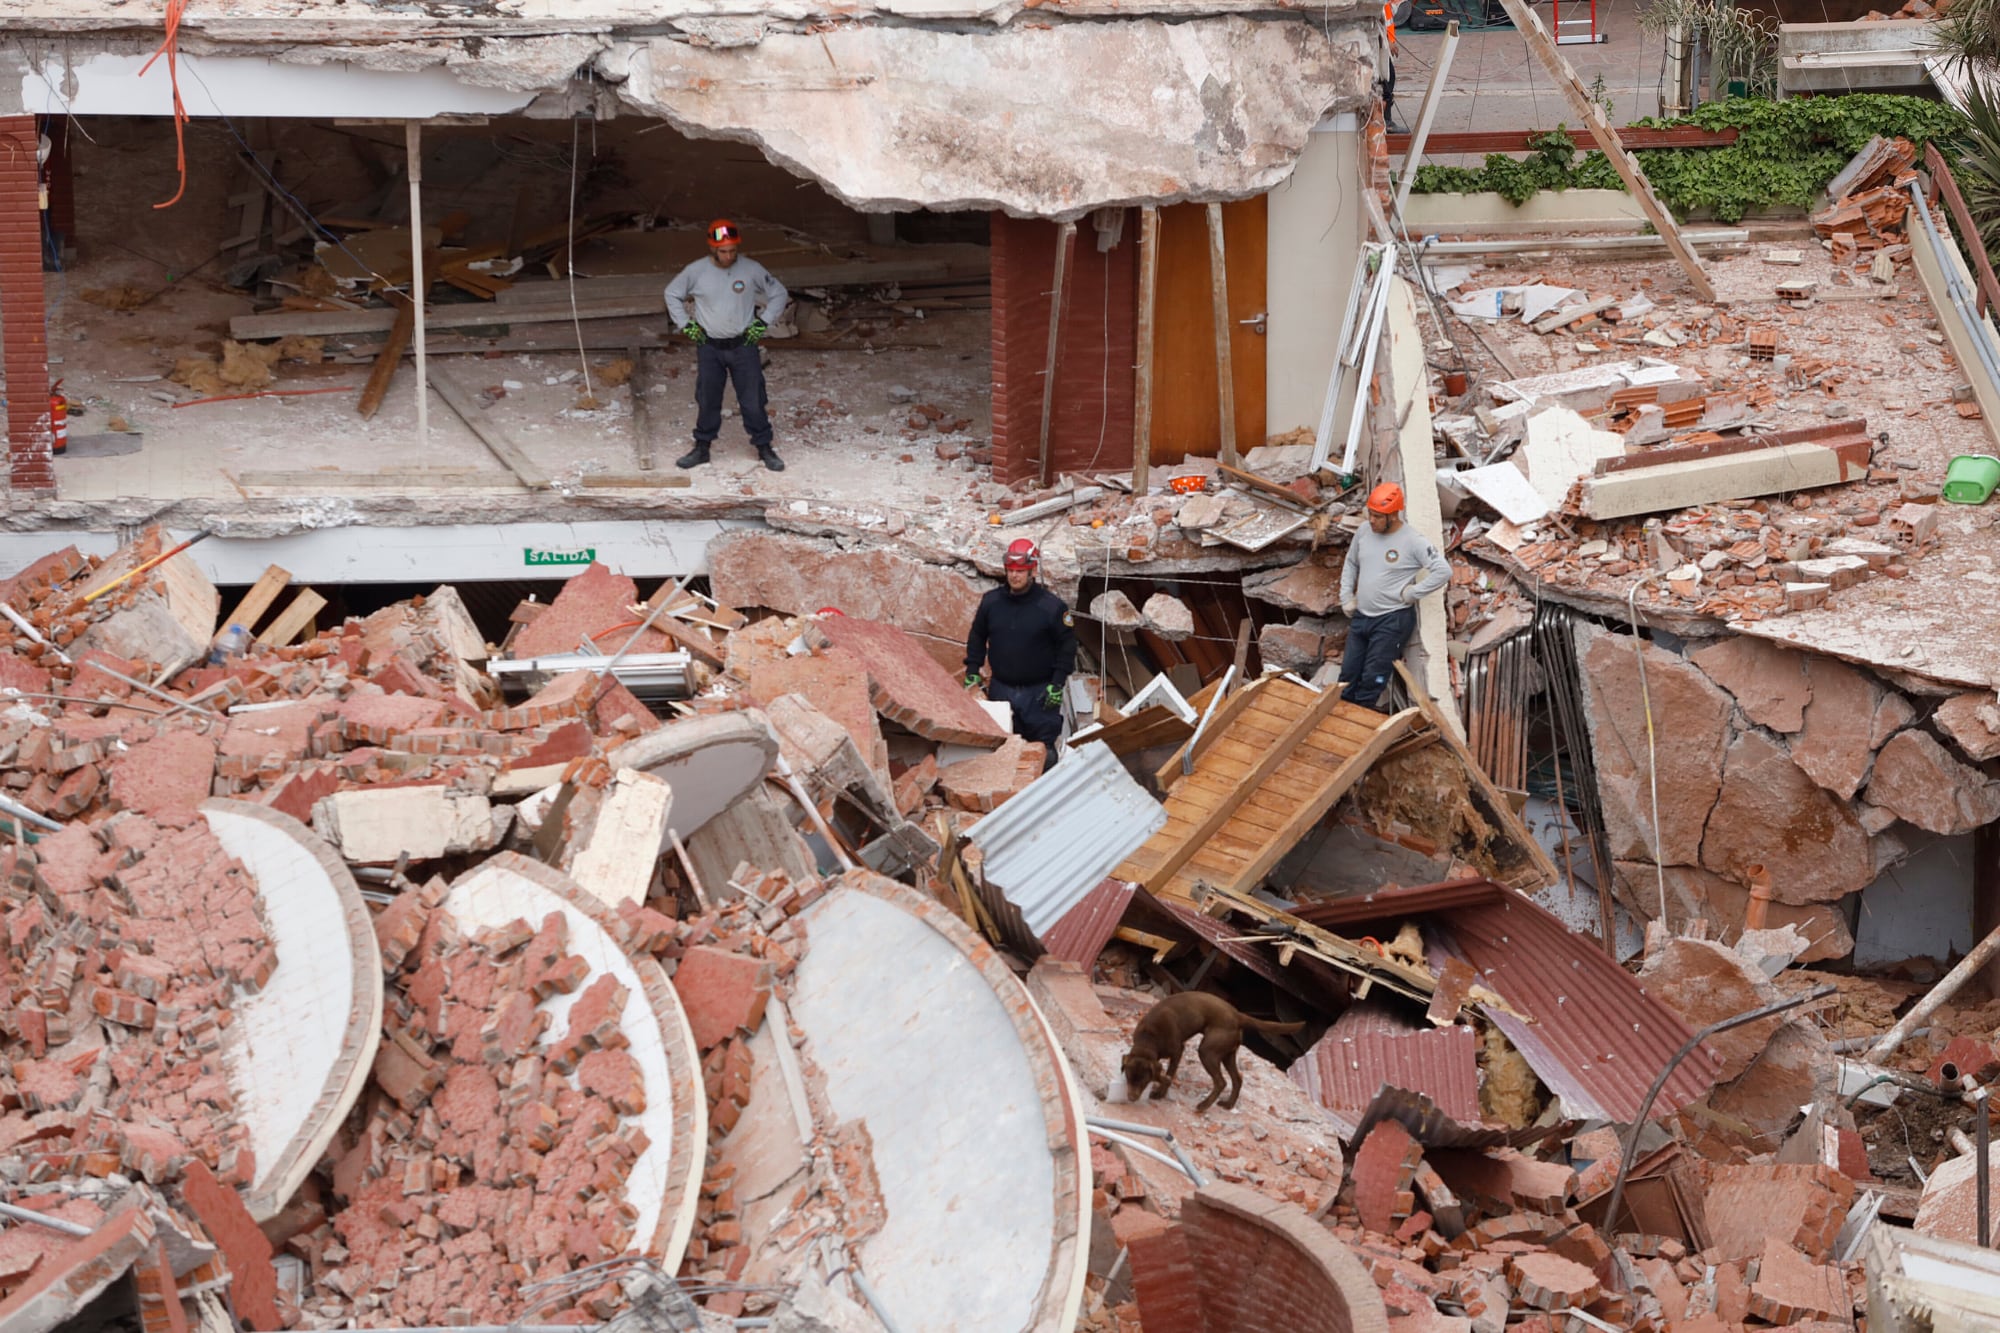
444,854,705,1269
199,799,383,1222
791,873,1089,1332
611,712,778,846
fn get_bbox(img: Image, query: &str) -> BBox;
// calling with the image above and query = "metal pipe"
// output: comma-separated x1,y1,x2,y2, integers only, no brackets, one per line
774,756,857,872
1910,180,2000,391
846,1266,907,1333
1181,665,1235,776
0,1201,93,1236
1865,915,2000,1063
1602,985,1835,1249
1964,1074,1991,1248
1087,1116,1206,1184
1089,1126,1206,1186
1832,1027,1927,1054
0,794,60,833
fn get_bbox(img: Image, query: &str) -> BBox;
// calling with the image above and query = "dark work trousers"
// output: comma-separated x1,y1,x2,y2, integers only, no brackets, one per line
987,678,1063,769
1339,606,1416,711
693,338,773,450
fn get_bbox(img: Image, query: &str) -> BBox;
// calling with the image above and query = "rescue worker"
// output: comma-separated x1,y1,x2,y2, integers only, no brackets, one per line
963,539,1076,765
1338,482,1449,711
665,218,790,472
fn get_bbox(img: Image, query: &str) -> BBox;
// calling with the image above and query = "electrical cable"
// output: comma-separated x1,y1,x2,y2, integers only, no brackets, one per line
1624,570,1667,923
138,0,190,209
566,117,595,405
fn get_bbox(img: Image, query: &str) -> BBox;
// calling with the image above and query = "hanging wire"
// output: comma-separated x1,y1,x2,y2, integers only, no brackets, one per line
139,0,190,209
566,116,596,405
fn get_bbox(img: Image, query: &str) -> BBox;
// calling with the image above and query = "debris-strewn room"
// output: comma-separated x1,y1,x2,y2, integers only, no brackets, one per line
12,0,2000,1327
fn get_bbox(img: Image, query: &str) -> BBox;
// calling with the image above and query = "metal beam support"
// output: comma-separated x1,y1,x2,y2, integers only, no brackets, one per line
1392,21,1461,219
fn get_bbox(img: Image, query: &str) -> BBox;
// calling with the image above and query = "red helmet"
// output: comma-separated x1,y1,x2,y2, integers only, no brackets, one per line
706,218,741,248
1004,539,1039,572
1366,482,1406,515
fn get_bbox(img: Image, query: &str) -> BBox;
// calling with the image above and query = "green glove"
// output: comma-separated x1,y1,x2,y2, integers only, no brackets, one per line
744,319,769,345
681,322,706,344
1043,684,1063,709
963,674,982,691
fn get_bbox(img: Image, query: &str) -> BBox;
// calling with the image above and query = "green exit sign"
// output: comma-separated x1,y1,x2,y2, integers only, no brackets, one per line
524,546,596,567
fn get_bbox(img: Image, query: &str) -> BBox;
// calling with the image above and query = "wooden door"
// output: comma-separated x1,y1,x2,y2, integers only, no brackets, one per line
1147,197,1268,465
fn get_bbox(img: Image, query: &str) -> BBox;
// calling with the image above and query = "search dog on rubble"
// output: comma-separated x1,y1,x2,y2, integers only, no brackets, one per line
1120,991,1306,1114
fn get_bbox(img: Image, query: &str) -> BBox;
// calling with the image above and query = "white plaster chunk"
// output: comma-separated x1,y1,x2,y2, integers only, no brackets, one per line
599,18,1375,217
565,767,673,909
314,786,501,863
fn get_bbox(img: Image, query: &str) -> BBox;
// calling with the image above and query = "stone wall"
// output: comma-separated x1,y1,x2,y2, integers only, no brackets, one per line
1577,625,2000,962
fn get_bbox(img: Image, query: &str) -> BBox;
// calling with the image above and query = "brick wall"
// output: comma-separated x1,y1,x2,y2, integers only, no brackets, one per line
1129,1182,1389,1333
989,212,1138,486
0,114,51,492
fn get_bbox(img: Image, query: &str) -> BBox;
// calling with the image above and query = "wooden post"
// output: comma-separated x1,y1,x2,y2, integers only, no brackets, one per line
404,121,430,446
1393,21,1461,219
1133,206,1159,494
355,295,414,419
627,345,656,471
1037,220,1077,488
1490,0,1717,303
1206,202,1238,466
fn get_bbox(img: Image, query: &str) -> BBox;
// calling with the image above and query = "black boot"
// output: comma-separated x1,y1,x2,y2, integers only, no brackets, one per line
757,446,786,472
675,443,710,470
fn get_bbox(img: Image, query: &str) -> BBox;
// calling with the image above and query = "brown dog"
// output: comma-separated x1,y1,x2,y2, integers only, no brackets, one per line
1120,991,1305,1113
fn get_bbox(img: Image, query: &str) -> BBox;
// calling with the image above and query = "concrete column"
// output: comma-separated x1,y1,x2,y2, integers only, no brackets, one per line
0,115,52,493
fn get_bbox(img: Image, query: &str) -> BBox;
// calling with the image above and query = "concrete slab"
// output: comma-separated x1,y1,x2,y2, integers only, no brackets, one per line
199,799,383,1222
1579,443,1865,519
564,767,672,909
790,874,1087,1333
443,853,705,1271
312,785,503,863
611,711,780,846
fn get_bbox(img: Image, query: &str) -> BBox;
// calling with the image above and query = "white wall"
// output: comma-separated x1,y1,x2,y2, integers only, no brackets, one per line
1854,832,1975,968
1265,115,1363,436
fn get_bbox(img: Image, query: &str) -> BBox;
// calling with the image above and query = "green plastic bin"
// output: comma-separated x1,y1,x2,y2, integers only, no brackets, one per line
1944,454,2000,504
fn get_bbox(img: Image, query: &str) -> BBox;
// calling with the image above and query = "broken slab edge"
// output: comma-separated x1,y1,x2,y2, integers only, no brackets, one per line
198,797,385,1224
816,870,1091,1332
444,852,706,1272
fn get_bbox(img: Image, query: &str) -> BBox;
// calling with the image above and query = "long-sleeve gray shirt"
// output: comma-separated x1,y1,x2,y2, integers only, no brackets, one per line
1340,520,1451,617
663,256,788,338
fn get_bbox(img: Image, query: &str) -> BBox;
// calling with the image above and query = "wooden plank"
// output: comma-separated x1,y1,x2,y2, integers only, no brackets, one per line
1395,661,1563,887
355,294,415,419
1385,126,1740,154
1038,221,1077,488
1393,20,1461,219
1490,0,1716,303
1134,206,1159,493
1211,708,1419,897
1219,462,1315,511
627,345,657,471
428,371,553,490
222,565,291,635
1206,202,1238,468
1154,676,1272,790
257,588,326,648
1142,679,1346,895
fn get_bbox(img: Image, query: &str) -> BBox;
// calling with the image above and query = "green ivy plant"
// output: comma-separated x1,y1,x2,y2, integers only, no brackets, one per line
1408,93,1968,221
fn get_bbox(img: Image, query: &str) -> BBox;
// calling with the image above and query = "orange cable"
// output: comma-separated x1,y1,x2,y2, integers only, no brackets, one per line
139,0,190,209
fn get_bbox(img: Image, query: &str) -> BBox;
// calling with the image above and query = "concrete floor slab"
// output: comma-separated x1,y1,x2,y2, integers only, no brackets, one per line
610,711,780,845
790,874,1088,1333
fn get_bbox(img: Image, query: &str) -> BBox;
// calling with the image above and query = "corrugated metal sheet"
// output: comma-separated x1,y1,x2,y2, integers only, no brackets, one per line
1041,879,1136,968
1291,1001,1481,1123
1293,879,1722,1122
965,740,1165,938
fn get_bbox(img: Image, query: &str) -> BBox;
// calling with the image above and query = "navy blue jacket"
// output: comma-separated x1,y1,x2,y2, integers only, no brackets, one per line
964,583,1077,689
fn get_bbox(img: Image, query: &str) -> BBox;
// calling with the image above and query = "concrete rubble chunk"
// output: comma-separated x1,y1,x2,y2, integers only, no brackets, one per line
1703,1163,1855,1262
1865,728,2000,835
1611,861,1853,961
1638,939,1786,1082
1088,589,1145,636
1789,655,1914,800
1933,690,2000,762
509,562,663,659
1707,1019,1837,1142
1690,635,1811,733
1916,1141,2000,1244
314,786,504,863
563,767,672,909
74,527,220,682
1140,593,1195,641
937,734,1041,813
1259,618,1332,674
744,651,891,792
1745,1235,1847,1324
610,710,781,843
808,615,1007,747
1701,729,1873,904
1243,552,1345,614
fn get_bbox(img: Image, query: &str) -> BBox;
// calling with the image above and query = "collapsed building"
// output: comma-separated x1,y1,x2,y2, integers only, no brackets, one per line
3,0,2000,1329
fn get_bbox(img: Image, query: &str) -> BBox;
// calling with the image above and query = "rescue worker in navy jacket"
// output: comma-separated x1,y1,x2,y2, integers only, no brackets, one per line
963,539,1075,766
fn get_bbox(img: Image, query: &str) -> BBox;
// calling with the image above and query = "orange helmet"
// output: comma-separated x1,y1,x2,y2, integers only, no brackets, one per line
1366,482,1405,515
1004,538,1040,572
706,218,741,248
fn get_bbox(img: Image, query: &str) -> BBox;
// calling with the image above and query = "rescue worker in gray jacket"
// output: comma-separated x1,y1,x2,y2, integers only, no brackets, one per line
664,218,789,472
1338,481,1450,711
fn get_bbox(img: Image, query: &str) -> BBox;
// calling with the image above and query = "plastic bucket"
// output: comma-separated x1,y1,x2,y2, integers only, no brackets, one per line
1944,453,2000,504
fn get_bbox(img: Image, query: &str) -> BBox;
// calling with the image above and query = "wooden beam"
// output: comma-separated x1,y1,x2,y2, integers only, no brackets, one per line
355,294,414,419
257,588,326,647
1489,0,1716,303
1133,206,1159,494
1143,680,1348,894
1153,674,1269,791
222,565,291,634
1219,462,1314,510
1394,661,1564,887
1205,202,1238,467
428,370,553,490
1385,126,1740,154
626,345,657,471
1393,20,1461,219
1038,220,1077,488
405,121,429,446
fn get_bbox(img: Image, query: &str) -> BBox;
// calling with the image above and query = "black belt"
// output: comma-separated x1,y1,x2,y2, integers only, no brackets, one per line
707,334,749,349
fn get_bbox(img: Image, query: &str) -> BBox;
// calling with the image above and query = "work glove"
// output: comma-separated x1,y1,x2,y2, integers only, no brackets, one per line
963,674,982,691
1043,684,1064,710
681,323,707,344
744,319,769,345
